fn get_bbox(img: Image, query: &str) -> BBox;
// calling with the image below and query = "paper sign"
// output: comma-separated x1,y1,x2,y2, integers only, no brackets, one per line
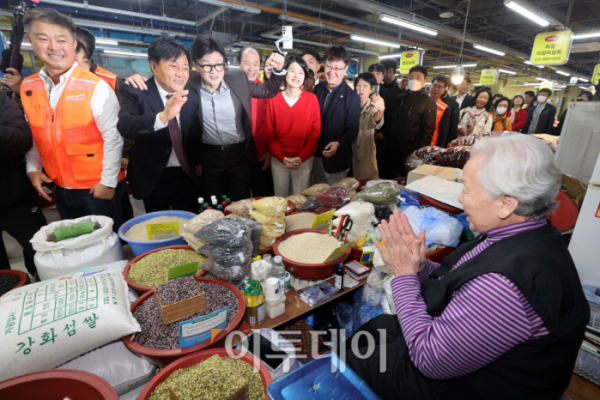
530,30,573,66
399,50,423,74
168,262,199,280
146,221,179,240
593,64,600,84
480,69,499,85
312,209,336,230
54,222,94,242
539,81,554,91
179,307,229,348
325,241,354,263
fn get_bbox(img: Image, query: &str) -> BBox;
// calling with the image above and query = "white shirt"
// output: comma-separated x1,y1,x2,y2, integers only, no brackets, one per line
152,81,181,168
25,62,123,188
283,90,301,107
456,93,468,108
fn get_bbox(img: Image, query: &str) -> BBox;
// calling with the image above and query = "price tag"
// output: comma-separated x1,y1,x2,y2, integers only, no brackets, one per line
592,64,600,84
529,30,573,66
324,241,354,263
480,69,499,85
54,222,94,242
311,209,336,230
178,307,230,348
146,221,179,241
399,50,423,74
168,262,199,280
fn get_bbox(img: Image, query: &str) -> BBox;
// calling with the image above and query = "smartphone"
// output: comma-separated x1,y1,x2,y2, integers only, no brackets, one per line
241,331,290,371
371,85,380,97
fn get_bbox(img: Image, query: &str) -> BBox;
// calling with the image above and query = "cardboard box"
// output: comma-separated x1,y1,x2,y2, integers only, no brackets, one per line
532,133,559,144
407,164,458,185
562,174,588,212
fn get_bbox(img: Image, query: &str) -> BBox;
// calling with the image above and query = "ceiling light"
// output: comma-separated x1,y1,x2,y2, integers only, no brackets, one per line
578,77,589,82
103,49,147,58
498,69,516,75
574,32,600,40
351,35,400,48
378,53,402,59
580,86,589,89
95,37,118,45
555,70,570,76
451,66,466,85
535,77,550,81
379,14,438,36
504,0,550,27
433,63,477,69
524,60,545,68
473,43,505,56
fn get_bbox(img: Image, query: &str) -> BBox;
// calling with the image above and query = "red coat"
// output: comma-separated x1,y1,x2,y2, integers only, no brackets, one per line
508,108,527,132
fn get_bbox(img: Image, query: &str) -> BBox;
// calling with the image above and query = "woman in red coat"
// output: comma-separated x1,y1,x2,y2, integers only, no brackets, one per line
507,93,527,132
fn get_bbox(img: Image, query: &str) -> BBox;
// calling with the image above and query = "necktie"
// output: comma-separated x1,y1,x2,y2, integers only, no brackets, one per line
165,94,190,176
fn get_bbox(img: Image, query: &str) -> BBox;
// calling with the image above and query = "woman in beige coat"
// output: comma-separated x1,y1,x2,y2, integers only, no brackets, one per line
352,72,385,180
458,88,493,136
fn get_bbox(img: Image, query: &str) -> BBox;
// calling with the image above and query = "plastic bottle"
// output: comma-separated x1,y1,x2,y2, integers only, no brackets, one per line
222,195,228,201
221,201,228,207
211,196,217,206
198,197,204,212
217,205,223,211
203,202,209,211
226,197,231,205
271,256,286,293
335,263,345,291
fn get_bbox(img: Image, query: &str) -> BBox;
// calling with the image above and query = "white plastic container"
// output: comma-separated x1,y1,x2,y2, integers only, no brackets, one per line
266,293,286,319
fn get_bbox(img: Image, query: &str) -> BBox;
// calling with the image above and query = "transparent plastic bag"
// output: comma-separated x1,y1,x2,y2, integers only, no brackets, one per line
299,196,324,212
315,188,350,208
198,242,252,266
336,302,355,339
383,273,397,315
261,223,286,239
334,202,375,225
184,210,225,233
250,211,285,225
201,259,251,281
251,197,287,217
366,270,386,291
301,184,331,197
315,205,335,214
225,198,255,216
286,194,307,208
331,178,359,190
363,284,384,308
194,218,251,248
448,131,520,148
402,206,463,247
352,182,400,205
353,289,384,331
240,219,261,257
259,235,276,248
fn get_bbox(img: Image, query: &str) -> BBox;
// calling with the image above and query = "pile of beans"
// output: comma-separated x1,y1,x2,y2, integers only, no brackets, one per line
133,281,239,349
155,277,203,305
149,355,264,400
0,275,20,296
128,249,206,287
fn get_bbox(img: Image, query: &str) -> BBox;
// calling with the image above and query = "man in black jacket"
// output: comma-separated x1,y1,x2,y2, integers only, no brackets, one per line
380,65,437,178
312,46,361,185
438,79,460,147
379,58,398,98
452,76,473,111
0,91,46,277
522,88,557,135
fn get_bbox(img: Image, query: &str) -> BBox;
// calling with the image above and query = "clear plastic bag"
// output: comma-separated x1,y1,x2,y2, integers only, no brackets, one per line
184,210,225,233
259,235,276,248
315,205,335,214
336,302,355,339
299,196,324,212
225,198,255,216
402,206,463,247
353,289,384,331
201,258,251,281
261,223,286,239
363,284,384,308
251,197,287,217
366,270,386,291
286,194,307,208
333,202,374,225
194,218,251,248
315,188,351,208
240,219,261,257
198,242,252,266
331,178,359,191
301,184,331,197
250,210,285,225
448,131,520,148
352,182,400,205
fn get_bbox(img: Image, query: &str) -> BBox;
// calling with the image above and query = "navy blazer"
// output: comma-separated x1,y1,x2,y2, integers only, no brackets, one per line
117,77,201,200
313,80,361,174
453,93,474,111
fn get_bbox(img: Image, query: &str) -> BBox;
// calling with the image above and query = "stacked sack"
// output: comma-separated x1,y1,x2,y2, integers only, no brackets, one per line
225,198,255,219
181,209,224,250
332,201,375,242
250,197,288,250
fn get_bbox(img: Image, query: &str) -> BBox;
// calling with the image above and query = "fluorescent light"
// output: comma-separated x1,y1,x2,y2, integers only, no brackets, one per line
574,32,600,40
379,53,402,59
535,77,549,81
432,64,477,69
499,69,516,75
103,49,147,58
380,14,438,36
524,60,545,68
473,43,505,56
580,86,589,89
578,77,589,82
504,0,550,27
95,37,118,45
351,35,400,48
555,70,570,76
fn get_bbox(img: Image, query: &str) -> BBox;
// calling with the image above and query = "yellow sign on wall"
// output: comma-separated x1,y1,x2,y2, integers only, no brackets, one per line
399,50,422,74
530,30,573,66
480,69,499,85
593,64,600,84
538,81,554,91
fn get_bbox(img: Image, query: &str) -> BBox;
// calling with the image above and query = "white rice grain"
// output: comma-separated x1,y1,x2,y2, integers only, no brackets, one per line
278,232,342,264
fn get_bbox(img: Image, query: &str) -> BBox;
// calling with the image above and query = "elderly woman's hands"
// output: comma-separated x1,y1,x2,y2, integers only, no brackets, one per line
373,210,427,277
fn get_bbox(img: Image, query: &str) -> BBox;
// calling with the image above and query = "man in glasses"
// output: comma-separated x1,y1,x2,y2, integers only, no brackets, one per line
311,46,360,185
428,75,459,148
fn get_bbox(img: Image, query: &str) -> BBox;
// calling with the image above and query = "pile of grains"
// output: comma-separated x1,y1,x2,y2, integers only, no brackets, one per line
155,277,202,305
278,232,342,264
128,249,206,287
284,213,316,233
149,355,264,400
133,281,239,349
0,275,20,296
125,216,190,241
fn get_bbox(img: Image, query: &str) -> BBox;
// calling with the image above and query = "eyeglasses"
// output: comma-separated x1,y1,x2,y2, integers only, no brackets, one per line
431,84,446,90
324,64,347,73
197,63,226,73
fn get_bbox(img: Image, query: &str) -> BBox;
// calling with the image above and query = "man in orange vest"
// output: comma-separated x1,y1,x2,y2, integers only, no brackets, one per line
21,9,126,231
429,75,451,147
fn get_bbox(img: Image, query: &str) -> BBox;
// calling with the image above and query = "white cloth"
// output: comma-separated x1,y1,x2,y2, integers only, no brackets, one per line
283,91,301,107
271,156,313,197
152,80,182,168
25,62,123,188
455,93,468,108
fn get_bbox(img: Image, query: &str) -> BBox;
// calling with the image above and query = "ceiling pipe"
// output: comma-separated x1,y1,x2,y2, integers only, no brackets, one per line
263,35,381,56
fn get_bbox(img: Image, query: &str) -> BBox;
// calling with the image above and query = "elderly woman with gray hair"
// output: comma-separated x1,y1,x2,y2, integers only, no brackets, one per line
345,135,589,400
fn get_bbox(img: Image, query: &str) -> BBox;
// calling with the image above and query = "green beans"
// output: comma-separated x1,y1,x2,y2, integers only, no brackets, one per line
128,249,206,287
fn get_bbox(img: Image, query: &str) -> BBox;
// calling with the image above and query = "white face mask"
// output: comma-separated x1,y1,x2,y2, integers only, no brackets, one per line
496,106,507,115
407,79,423,92
537,95,547,104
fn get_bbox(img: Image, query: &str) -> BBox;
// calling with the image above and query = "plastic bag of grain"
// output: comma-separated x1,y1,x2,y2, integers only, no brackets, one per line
261,222,286,239
260,235,276,248
331,177,359,190
194,219,251,248
332,218,372,237
31,216,124,281
0,263,141,381
286,194,307,208
250,210,285,225
302,183,330,197
225,198,255,216
251,197,287,217
333,201,375,225
184,210,224,233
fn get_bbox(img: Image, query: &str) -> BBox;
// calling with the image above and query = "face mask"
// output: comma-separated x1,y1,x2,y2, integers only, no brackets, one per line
407,79,423,92
496,106,507,115
537,95,547,104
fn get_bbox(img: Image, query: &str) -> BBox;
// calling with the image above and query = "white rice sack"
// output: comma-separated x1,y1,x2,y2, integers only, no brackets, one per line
0,263,141,381
31,216,124,281
333,202,375,225
332,218,372,237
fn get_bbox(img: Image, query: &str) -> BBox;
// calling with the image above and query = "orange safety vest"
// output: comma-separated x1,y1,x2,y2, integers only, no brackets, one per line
93,65,118,91
21,66,125,189
432,99,448,146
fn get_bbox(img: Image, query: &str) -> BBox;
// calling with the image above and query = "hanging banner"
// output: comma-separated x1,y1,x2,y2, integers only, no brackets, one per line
593,64,600,84
530,30,574,66
399,50,423,74
539,81,554,91
480,69,499,85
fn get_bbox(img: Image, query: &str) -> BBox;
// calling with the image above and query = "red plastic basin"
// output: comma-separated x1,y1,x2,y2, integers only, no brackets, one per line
273,228,351,280
0,270,29,297
548,190,579,232
123,245,207,296
0,369,118,400
121,277,246,368
426,246,455,263
138,348,273,400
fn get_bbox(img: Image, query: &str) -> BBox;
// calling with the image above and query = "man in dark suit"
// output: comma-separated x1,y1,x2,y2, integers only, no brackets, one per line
453,76,473,111
117,37,202,213
522,88,557,135
312,46,361,185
